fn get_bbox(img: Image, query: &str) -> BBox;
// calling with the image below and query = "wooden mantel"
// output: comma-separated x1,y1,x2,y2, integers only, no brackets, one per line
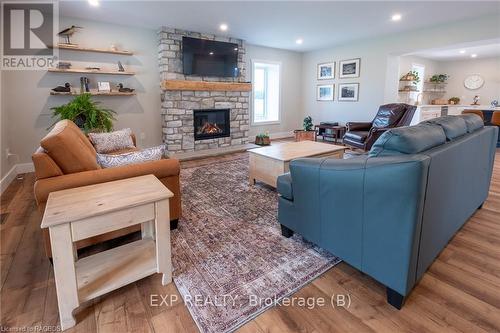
161,80,252,92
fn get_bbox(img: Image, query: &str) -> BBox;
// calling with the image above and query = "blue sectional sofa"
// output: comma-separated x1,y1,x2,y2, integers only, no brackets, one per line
277,114,498,308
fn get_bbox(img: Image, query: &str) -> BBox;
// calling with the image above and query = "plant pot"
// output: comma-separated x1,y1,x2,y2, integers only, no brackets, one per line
255,136,271,146
294,130,315,142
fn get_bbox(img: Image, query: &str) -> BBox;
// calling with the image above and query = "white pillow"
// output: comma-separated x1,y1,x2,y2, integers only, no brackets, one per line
97,146,166,168
88,128,135,153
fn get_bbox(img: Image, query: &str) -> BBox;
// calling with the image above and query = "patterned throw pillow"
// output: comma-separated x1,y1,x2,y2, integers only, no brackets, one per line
88,128,135,153
97,145,166,168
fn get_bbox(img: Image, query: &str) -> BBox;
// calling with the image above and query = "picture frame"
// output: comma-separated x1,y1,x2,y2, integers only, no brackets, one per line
97,81,111,92
339,58,360,78
317,84,334,101
338,83,359,102
317,62,335,80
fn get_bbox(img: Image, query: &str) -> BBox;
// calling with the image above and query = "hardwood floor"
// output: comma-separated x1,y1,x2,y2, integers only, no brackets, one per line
1,151,499,333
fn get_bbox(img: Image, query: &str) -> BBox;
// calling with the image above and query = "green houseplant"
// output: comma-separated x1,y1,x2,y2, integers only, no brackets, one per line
255,131,271,146
429,74,449,83
49,93,116,133
294,116,315,141
448,97,460,105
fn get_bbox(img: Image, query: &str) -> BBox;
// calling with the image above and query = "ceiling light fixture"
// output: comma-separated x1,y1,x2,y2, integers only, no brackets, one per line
391,13,402,21
219,23,228,31
209,51,214,55
295,38,303,45
471,54,477,58
459,50,466,54
88,0,99,7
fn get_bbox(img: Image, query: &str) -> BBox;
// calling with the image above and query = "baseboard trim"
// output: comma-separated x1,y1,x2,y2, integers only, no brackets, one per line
0,162,34,195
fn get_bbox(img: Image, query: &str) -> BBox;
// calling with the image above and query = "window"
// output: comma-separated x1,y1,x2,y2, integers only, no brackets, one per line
252,61,281,124
412,63,425,93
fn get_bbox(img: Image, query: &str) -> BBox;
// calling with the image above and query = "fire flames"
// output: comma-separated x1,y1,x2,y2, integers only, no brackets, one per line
199,122,222,135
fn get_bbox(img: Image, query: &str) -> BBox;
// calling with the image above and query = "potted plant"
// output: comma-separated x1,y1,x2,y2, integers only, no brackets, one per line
255,132,271,146
429,74,449,83
294,116,315,141
448,97,460,105
49,93,117,133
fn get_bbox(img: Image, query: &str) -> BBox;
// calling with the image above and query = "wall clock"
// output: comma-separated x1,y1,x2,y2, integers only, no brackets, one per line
464,74,484,90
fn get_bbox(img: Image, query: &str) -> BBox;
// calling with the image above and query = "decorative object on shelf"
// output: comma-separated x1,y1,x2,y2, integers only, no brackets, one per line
49,93,116,132
491,100,499,108
338,83,359,102
110,43,118,51
317,62,335,80
429,74,449,83
117,61,125,72
117,83,135,93
255,132,271,146
52,83,71,93
97,81,111,92
464,74,484,90
57,25,82,45
339,58,360,78
472,95,480,105
56,62,72,69
431,98,448,105
317,84,334,101
85,66,101,71
400,71,420,85
448,97,460,105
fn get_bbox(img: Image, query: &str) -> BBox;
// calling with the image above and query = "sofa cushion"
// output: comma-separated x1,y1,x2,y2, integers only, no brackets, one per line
277,173,293,200
369,124,446,157
97,145,165,168
458,114,484,133
88,128,135,153
344,130,369,142
422,116,467,140
41,120,100,174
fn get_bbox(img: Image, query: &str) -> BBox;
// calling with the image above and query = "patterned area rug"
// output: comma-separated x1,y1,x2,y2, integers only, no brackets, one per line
171,156,341,333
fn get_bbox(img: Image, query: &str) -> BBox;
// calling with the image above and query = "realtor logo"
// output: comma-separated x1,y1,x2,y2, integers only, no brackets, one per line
1,1,58,69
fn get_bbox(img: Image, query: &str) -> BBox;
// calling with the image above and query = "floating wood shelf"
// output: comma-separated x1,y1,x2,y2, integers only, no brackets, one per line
51,44,133,55
162,80,252,92
50,91,136,96
48,68,135,75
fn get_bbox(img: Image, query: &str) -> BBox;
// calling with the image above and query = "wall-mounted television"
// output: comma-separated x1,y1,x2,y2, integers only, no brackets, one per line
182,37,239,77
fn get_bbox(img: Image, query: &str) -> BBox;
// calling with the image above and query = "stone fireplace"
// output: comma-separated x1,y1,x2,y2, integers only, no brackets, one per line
158,27,250,154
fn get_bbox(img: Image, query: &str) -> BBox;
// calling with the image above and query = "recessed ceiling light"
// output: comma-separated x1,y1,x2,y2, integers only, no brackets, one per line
209,51,214,55
295,38,303,45
219,23,228,31
471,54,477,58
391,13,402,21
234,47,238,51
459,50,466,54
88,0,99,7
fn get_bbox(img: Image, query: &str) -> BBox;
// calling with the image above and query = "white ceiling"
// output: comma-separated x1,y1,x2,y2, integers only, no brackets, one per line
412,42,500,61
59,1,500,52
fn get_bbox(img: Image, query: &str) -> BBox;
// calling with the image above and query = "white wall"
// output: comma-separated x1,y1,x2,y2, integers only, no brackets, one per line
245,44,302,137
301,15,500,125
439,56,500,105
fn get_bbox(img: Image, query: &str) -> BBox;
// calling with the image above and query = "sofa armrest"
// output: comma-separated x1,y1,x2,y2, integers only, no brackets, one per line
277,173,293,200
347,122,372,131
34,158,180,205
365,127,389,150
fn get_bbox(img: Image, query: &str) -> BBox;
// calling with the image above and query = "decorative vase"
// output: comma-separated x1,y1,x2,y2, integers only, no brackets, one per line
255,136,271,146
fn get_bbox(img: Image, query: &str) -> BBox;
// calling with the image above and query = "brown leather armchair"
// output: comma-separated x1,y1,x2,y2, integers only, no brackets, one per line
33,120,182,258
343,103,416,150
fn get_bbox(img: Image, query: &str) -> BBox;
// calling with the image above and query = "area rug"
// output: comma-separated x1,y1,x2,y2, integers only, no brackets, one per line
171,156,341,333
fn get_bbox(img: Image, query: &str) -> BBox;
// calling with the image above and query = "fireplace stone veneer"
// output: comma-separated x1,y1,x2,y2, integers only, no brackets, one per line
159,27,250,153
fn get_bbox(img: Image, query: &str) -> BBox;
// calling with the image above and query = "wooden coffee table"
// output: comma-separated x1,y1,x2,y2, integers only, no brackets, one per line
248,141,347,187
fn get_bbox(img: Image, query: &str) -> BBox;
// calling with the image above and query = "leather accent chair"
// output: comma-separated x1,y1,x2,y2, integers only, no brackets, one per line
343,103,417,150
33,120,182,258
462,109,484,120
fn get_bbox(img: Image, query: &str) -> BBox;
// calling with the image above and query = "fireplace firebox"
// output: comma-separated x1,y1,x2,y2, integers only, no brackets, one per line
193,109,231,141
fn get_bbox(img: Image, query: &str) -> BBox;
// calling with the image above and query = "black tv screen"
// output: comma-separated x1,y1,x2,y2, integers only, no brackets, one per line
182,37,239,77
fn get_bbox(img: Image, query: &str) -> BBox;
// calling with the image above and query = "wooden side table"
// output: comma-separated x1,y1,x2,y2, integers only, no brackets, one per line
314,124,346,144
41,175,174,331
